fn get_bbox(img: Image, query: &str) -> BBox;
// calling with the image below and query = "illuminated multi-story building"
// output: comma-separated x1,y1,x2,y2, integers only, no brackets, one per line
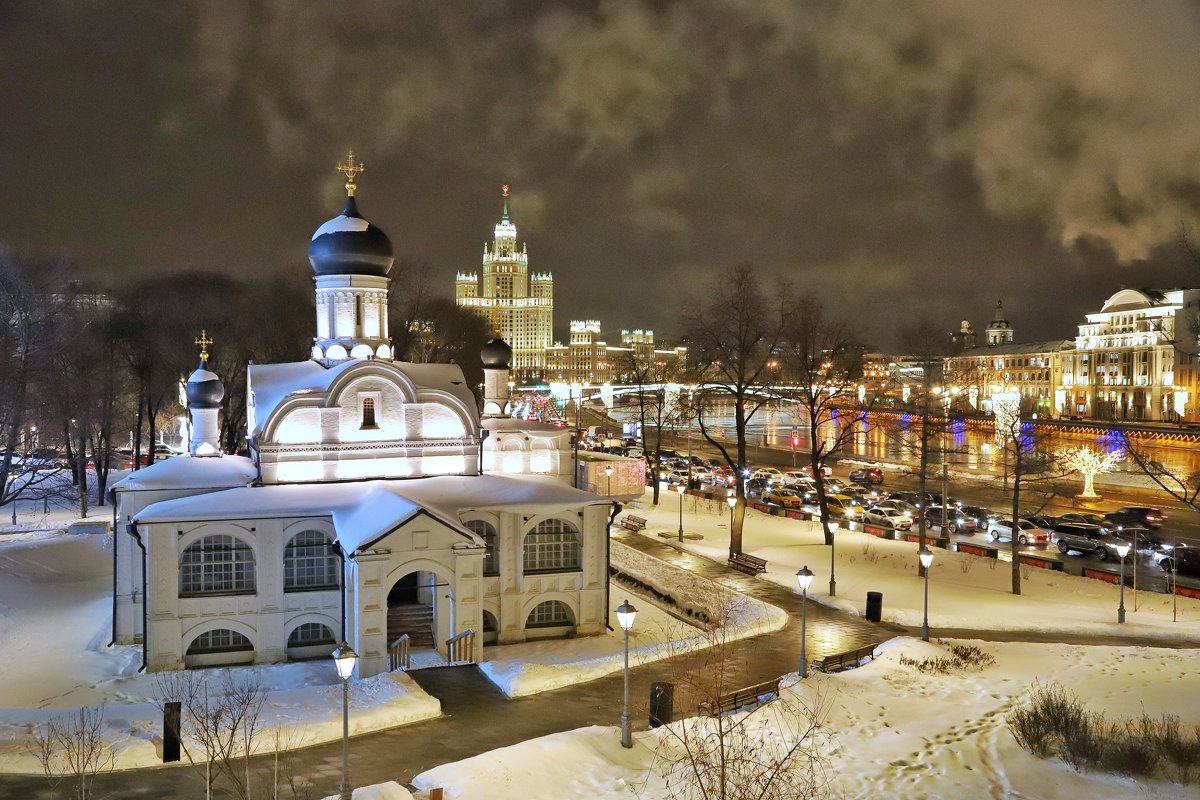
545,322,687,384
455,187,553,380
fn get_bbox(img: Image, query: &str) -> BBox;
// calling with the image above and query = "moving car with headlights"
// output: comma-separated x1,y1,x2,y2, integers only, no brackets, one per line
826,494,865,520
1104,506,1166,530
986,518,1051,545
849,467,885,484
862,505,912,530
1053,523,1124,560
763,488,805,508
873,499,919,520
781,470,811,487
665,468,691,486
1153,545,1200,577
800,464,833,479
960,505,998,529
1056,512,1110,531
752,467,783,483
923,505,977,534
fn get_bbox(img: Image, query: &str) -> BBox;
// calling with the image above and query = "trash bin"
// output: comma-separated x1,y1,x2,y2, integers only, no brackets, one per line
649,682,674,728
865,591,883,623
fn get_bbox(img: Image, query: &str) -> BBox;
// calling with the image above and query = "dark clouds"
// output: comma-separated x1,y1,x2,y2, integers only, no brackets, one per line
1,0,1198,348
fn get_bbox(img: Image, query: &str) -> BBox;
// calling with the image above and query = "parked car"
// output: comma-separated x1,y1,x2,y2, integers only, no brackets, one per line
1025,514,1058,531
862,505,912,530
986,518,1051,545
752,467,783,482
924,505,977,534
848,467,885,484
800,464,833,479
763,488,805,509
1153,545,1200,577
1104,506,1166,530
960,505,998,529
1053,523,1128,560
1056,512,1110,531
873,499,919,519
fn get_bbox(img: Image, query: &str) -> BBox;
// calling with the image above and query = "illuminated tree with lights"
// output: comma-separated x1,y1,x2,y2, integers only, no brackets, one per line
1058,446,1123,499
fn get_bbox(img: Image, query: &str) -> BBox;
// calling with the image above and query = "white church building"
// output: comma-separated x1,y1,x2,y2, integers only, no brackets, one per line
110,159,613,677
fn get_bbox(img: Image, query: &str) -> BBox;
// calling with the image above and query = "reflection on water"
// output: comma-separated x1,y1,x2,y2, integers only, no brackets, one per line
609,400,1200,476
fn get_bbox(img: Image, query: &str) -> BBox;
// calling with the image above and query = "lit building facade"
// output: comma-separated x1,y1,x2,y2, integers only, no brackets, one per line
544,322,687,384
455,187,553,380
1060,288,1200,421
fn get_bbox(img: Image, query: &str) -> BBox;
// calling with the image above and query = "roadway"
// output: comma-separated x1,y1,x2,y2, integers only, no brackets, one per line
656,434,1200,594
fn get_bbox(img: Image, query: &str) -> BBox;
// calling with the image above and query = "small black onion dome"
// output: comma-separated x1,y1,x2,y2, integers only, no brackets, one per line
308,195,394,277
186,359,225,409
480,338,513,369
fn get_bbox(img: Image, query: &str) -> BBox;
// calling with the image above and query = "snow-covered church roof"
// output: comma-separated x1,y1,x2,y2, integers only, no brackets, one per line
133,474,609,552
110,454,258,493
248,358,478,437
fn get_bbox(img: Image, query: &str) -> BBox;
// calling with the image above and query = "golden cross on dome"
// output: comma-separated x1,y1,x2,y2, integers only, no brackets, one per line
337,150,366,196
195,330,213,361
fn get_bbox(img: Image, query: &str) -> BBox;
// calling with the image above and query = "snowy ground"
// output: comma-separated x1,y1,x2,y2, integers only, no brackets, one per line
409,637,1200,800
630,490,1200,641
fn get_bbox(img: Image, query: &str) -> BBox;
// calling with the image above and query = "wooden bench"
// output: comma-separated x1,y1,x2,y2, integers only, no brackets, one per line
619,515,648,531
810,644,877,673
728,552,767,575
699,678,782,716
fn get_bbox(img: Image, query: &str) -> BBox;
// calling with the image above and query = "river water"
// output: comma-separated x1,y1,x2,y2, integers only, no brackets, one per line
607,400,1200,477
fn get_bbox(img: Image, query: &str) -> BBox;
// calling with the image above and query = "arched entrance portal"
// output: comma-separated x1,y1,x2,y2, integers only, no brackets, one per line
386,569,454,661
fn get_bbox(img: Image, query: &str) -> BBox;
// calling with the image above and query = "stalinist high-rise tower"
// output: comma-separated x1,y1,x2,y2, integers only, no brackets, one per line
455,186,553,380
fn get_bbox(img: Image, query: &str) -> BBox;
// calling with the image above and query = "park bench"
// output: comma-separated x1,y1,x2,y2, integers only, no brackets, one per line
810,644,877,674
728,552,767,575
619,514,648,531
698,677,782,717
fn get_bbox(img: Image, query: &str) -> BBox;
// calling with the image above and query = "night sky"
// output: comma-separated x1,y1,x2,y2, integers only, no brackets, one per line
2,1,1199,349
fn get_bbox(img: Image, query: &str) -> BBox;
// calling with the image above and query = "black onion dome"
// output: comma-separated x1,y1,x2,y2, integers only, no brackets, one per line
308,195,394,277
481,338,513,369
186,359,225,409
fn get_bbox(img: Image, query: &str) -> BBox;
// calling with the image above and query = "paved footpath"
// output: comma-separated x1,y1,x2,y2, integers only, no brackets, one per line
2,532,1195,798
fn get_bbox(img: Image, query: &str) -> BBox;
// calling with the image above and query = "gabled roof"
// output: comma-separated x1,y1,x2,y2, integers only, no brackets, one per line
110,455,258,493
132,474,608,552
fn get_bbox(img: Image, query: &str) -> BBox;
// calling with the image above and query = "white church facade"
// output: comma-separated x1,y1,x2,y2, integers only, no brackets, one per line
111,157,612,677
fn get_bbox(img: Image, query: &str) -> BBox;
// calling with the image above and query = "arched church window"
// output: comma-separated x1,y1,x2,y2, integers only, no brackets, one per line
522,519,580,574
286,622,336,648
361,397,378,429
284,530,339,590
526,600,573,628
466,519,499,576
187,628,253,655
179,534,255,596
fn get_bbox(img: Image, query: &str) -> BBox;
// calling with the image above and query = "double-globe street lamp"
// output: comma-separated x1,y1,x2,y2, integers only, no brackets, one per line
616,599,638,748
919,547,934,642
1115,540,1131,623
796,565,814,678
331,642,359,800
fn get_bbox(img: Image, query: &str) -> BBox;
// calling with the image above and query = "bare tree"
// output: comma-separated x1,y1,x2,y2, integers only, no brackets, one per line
623,346,689,506
156,669,267,800
683,265,794,556
649,603,832,800
780,295,872,551
28,705,116,800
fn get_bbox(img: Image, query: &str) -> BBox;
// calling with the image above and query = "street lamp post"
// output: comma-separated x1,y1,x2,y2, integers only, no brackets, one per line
919,546,934,641
827,521,839,597
796,566,814,678
1115,540,1130,623
331,642,359,800
615,600,638,748
727,494,736,546
605,465,613,496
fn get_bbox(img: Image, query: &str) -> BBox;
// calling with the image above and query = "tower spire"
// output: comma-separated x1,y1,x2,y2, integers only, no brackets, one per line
501,183,510,222
337,150,366,197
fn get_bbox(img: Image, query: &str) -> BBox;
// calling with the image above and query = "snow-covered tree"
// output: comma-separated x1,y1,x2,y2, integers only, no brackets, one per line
1058,446,1123,499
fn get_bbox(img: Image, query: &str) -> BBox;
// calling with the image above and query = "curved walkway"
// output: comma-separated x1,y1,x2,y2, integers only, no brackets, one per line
3,532,1191,798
